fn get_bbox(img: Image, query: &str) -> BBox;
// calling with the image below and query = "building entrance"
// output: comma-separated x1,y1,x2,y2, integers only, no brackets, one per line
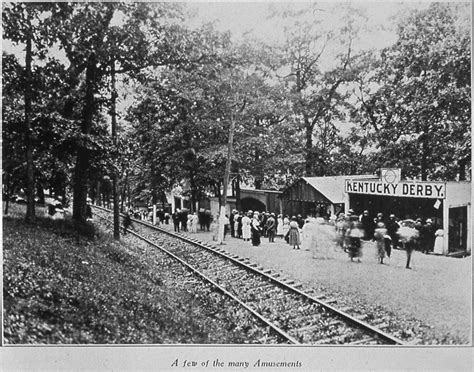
448,206,468,253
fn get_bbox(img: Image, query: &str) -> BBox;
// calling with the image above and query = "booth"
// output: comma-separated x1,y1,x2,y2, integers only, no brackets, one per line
345,170,471,256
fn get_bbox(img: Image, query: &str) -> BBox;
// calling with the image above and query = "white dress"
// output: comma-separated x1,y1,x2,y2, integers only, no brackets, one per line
276,217,284,236
301,222,314,251
242,216,251,240
433,229,444,255
282,217,290,237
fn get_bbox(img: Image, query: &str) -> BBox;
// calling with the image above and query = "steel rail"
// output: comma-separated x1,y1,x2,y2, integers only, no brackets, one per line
92,205,406,345
93,209,299,344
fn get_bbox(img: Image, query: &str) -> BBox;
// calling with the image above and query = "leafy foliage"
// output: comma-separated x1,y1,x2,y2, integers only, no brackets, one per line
3,205,263,343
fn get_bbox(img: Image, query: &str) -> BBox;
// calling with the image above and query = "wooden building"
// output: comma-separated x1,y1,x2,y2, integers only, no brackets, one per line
280,175,375,217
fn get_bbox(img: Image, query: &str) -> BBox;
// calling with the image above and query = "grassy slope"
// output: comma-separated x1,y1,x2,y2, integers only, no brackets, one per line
3,206,257,344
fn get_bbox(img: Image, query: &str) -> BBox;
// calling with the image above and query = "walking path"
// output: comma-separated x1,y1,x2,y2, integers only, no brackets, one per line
159,221,471,344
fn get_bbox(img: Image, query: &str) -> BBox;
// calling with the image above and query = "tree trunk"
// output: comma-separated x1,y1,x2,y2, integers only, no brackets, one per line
304,116,313,177
24,21,35,223
73,53,96,223
235,174,241,211
4,175,11,215
111,59,120,240
218,116,236,244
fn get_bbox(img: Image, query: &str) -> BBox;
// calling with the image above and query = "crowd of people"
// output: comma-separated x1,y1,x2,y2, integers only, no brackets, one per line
122,204,443,269
334,209,442,269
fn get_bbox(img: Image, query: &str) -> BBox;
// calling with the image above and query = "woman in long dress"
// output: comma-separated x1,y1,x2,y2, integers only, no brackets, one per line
288,217,301,249
374,222,387,264
282,215,290,240
251,213,262,246
234,214,240,238
301,219,314,251
241,213,251,241
276,214,284,238
433,229,444,255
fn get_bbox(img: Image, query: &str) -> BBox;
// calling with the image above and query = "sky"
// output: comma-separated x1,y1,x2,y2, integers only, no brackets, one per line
184,1,432,49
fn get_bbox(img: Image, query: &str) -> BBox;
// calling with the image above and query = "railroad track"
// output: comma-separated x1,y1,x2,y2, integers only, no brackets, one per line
92,205,406,345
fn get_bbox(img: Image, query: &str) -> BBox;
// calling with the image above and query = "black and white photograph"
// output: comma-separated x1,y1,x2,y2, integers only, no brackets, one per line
1,0,472,370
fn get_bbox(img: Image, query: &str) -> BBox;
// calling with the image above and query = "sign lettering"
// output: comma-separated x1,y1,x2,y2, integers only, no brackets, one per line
345,180,445,199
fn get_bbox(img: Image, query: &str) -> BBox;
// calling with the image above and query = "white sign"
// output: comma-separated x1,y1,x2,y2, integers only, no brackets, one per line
345,180,446,199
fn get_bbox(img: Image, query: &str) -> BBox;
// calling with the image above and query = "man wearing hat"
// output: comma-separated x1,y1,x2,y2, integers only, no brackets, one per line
386,213,400,257
421,218,436,254
266,213,277,243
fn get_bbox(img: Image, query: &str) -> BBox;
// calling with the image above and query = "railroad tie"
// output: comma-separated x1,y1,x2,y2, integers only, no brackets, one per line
347,337,378,345
296,323,323,333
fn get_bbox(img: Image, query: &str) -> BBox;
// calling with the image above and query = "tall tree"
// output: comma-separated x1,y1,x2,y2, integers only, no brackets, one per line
352,3,470,181
3,3,49,221
272,3,364,176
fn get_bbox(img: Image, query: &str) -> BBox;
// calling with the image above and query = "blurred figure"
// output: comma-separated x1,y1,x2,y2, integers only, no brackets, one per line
123,210,135,235
398,221,420,269
186,214,193,232
301,219,315,252
223,214,230,240
335,213,346,249
347,216,363,262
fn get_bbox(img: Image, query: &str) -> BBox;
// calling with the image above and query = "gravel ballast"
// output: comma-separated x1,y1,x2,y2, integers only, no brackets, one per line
156,221,471,345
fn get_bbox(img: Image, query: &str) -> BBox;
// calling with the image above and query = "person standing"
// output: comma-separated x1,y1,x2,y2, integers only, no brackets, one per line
421,219,436,254
288,216,301,250
374,222,387,264
386,214,400,253
172,210,180,232
266,213,277,242
347,217,363,262
360,210,374,240
235,212,242,239
433,229,444,255
242,212,251,242
191,212,199,233
223,214,230,240
301,219,314,252
276,214,284,238
229,210,236,238
282,215,290,239
251,212,262,246
296,214,304,229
